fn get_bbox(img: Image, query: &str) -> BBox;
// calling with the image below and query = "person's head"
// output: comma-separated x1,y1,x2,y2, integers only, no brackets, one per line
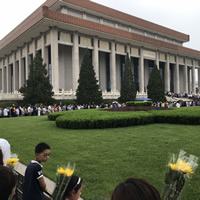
111,177,161,200
63,175,83,200
0,166,16,200
35,142,50,163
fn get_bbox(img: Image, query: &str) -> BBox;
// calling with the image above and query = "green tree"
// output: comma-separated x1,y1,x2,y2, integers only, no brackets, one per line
147,64,166,102
118,54,137,103
19,52,55,105
76,50,103,105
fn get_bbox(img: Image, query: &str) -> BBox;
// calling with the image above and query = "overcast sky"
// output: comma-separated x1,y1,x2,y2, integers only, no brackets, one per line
0,0,199,50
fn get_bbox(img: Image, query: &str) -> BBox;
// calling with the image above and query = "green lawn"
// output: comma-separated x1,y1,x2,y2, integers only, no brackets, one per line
0,116,200,200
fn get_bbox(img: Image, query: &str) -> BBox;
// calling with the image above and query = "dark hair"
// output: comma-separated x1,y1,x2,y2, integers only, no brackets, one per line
0,166,16,200
35,142,50,154
111,178,161,200
0,150,3,166
63,175,83,200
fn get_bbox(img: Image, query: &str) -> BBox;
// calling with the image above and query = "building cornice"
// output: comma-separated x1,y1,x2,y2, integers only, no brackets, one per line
0,2,199,59
43,7,200,57
62,0,189,42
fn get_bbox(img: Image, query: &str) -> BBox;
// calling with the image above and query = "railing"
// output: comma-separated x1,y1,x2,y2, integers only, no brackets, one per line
13,170,52,200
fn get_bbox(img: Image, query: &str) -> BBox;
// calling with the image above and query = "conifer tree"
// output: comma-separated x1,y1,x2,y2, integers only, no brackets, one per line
19,52,55,105
76,50,103,105
118,54,136,103
147,64,166,102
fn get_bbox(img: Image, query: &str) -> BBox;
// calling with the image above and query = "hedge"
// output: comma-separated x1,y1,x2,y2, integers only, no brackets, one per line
55,110,153,129
48,107,200,129
126,101,152,107
0,101,18,108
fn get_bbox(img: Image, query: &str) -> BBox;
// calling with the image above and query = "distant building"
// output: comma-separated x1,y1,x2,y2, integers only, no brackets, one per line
0,0,200,101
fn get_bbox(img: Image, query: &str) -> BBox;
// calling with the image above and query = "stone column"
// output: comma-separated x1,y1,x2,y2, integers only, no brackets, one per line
12,53,16,92
25,44,29,80
165,53,170,92
32,39,36,58
72,32,79,91
184,58,188,93
3,65,6,93
50,27,59,93
156,51,159,69
139,48,144,94
41,33,47,66
198,68,200,92
174,55,180,93
93,37,99,81
110,41,116,92
0,64,2,92
18,49,22,89
188,67,191,93
2,65,4,93
192,60,196,93
126,45,130,57
6,58,9,93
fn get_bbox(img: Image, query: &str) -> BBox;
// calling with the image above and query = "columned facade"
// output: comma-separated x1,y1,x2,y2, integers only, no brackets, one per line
0,0,200,101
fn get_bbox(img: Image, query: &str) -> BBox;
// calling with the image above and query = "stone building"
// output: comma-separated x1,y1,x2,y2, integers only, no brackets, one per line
0,0,200,101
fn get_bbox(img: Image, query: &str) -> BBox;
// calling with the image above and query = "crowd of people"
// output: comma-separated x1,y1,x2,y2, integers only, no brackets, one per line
1,92,200,118
0,102,126,118
0,139,161,200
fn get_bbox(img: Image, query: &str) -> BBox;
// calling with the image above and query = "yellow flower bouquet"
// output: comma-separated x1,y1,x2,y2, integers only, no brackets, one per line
52,163,75,200
6,153,19,171
162,150,198,200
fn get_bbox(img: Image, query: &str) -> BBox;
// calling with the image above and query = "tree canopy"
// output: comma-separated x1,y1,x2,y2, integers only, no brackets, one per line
118,54,137,103
76,50,103,105
147,64,166,102
19,52,55,105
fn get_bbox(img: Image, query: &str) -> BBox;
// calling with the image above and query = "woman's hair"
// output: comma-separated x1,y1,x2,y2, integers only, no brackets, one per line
63,175,83,200
0,149,3,166
0,166,16,200
111,177,161,200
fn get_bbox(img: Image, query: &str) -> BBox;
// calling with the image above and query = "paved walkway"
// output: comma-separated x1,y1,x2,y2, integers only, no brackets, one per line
15,162,83,200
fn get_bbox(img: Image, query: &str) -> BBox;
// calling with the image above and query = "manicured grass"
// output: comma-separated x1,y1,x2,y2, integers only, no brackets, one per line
0,116,200,199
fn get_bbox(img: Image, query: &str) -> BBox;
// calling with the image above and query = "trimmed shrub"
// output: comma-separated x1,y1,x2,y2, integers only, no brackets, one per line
126,101,152,107
49,106,200,129
55,109,154,129
48,111,67,121
59,100,76,106
0,101,18,108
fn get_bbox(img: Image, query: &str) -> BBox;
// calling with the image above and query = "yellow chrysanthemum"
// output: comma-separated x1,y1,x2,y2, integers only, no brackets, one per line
57,167,65,175
169,158,193,173
6,158,19,166
65,169,74,177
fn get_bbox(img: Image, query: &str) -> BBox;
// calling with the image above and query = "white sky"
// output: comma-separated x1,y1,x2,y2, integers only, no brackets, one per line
0,0,200,50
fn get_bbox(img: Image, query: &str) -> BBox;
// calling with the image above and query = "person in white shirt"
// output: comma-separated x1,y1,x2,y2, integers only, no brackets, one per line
3,108,9,117
15,108,19,117
38,107,41,116
0,108,2,117
0,139,11,166
27,106,31,116
48,105,52,114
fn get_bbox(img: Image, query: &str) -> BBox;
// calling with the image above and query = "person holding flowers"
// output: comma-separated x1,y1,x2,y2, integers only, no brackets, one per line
52,163,83,200
162,150,198,200
0,138,11,166
23,142,51,200
63,175,83,200
0,165,16,200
